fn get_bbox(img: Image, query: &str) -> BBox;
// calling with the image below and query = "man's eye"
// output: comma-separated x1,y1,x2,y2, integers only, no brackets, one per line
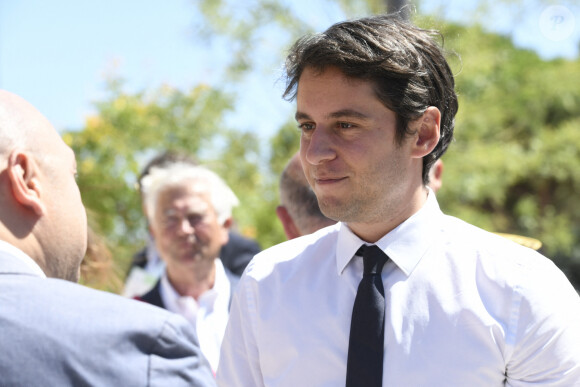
164,217,179,226
338,122,353,129
298,123,315,131
187,215,203,225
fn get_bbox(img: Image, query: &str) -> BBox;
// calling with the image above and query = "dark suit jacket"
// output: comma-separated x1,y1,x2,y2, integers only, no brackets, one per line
219,231,261,276
0,247,216,386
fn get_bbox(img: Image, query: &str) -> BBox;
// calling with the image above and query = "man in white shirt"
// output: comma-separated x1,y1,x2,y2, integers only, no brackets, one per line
123,151,261,298
0,90,216,386
136,163,240,373
217,14,580,386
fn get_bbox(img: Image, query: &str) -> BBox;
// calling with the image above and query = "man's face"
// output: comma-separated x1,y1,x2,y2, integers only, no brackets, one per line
296,66,422,237
151,183,229,271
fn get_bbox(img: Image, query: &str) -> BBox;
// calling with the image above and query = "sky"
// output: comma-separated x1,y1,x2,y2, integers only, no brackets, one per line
1,0,578,139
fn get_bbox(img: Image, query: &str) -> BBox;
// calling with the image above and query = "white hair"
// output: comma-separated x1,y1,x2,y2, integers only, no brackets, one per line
141,162,239,224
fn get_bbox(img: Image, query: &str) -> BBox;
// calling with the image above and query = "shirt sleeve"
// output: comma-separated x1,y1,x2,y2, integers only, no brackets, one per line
148,313,217,387
217,274,265,387
505,258,580,386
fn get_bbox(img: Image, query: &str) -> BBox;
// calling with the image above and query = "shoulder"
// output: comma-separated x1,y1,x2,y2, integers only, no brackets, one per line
441,215,544,262
0,276,215,384
423,215,580,382
438,214,577,307
244,223,340,282
38,280,209,358
48,278,170,323
1,276,175,334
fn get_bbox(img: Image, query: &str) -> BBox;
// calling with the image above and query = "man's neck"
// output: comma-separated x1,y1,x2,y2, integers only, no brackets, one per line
347,186,429,243
166,259,216,300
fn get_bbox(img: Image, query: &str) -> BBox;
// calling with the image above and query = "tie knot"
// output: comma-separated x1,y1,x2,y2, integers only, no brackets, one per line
356,244,388,275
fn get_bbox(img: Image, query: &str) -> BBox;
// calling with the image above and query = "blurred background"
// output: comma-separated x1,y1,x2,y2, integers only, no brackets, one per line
2,0,579,292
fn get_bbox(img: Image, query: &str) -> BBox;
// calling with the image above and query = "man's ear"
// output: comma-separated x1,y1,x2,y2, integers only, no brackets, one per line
411,106,441,159
276,205,301,240
7,150,45,216
220,217,233,246
428,159,444,194
222,217,233,230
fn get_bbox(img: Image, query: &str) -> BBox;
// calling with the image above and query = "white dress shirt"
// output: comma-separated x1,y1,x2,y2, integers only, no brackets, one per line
217,192,580,386
160,258,231,373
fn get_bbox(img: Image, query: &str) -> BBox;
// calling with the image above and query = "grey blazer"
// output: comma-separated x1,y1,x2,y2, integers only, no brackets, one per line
0,249,217,387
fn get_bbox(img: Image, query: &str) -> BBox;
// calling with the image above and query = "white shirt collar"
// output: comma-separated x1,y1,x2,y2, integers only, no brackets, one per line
160,258,231,315
0,240,47,278
336,188,442,276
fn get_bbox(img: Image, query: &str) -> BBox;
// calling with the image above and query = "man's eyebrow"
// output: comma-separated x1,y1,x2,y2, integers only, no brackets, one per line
327,109,370,120
295,109,370,121
295,111,310,121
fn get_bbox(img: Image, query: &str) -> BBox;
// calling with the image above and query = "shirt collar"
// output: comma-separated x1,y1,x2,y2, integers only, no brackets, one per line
160,258,231,314
336,188,442,276
0,240,47,278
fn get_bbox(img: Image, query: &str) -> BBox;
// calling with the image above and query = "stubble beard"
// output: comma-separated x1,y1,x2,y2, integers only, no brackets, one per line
317,193,376,223
316,163,406,225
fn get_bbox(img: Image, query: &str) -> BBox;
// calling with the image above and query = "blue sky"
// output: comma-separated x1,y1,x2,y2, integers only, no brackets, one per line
1,0,578,139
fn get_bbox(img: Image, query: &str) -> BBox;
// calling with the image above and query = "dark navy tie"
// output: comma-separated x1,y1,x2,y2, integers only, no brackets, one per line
346,244,389,387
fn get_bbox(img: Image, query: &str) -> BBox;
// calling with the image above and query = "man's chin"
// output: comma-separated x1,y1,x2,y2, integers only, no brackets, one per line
175,252,204,264
319,199,354,222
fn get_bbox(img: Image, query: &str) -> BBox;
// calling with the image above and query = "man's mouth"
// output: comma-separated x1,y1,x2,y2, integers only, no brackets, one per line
315,176,347,185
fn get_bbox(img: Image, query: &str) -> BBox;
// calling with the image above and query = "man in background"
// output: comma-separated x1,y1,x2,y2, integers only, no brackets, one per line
0,90,215,386
276,152,337,239
124,151,260,297
136,162,240,373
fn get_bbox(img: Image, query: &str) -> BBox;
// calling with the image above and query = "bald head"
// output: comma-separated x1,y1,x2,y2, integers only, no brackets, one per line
277,152,336,239
0,90,87,281
283,153,310,191
0,91,54,160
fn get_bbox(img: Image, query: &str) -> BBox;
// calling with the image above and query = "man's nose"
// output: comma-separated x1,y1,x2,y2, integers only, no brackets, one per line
304,125,336,165
178,218,195,235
